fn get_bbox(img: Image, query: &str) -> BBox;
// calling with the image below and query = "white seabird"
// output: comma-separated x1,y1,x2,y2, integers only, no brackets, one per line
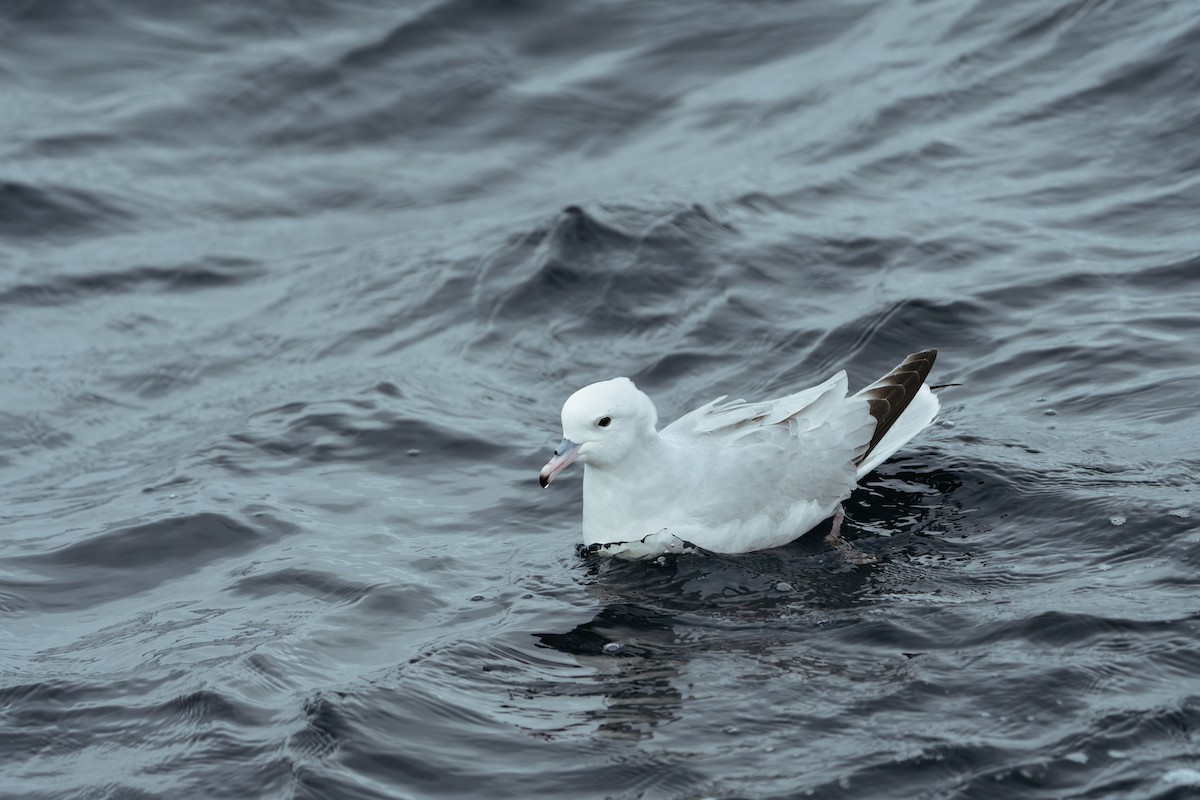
539,350,941,558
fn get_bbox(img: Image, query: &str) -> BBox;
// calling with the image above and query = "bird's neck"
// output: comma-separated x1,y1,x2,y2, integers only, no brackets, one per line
581,432,671,544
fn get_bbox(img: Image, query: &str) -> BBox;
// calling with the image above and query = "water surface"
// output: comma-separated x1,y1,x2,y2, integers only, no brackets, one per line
2,1,1199,797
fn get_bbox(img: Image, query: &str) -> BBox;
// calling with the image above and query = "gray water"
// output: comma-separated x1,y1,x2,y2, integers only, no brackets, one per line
2,1,1200,798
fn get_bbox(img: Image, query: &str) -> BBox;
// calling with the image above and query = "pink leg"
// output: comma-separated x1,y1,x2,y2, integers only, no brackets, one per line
824,505,845,545
824,505,878,565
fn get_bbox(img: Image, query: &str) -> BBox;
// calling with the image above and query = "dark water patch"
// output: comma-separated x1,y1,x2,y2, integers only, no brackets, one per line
964,336,1199,425
950,700,1200,800
637,2,871,72
199,179,395,222
542,204,640,252
0,412,74,457
980,611,1198,650
1058,372,1200,423
321,259,482,359
1000,0,1108,46
371,381,404,399
474,203,993,385
908,445,1192,543
633,348,733,386
331,687,525,794
845,453,1197,587
311,672,713,800
157,688,270,727
104,353,248,401
887,234,1016,275
0,674,174,717
213,400,506,476
641,202,739,247
826,83,1003,164
468,206,739,369
807,297,993,380
343,582,448,619
576,545,883,619
484,83,678,158
0,586,35,615
1125,254,1200,290
229,568,374,605
474,203,752,374
336,0,544,72
833,740,1015,800
25,512,272,570
853,139,972,185
972,268,1155,315
243,0,697,155
141,474,195,494
0,257,265,307
21,130,122,158
9,512,295,611
161,0,557,153
290,693,346,760
1060,24,1200,113
0,674,216,790
805,234,907,273
480,204,704,330
995,13,1200,181
538,602,680,660
989,172,1134,210
1068,185,1200,238
3,0,220,39
0,179,134,239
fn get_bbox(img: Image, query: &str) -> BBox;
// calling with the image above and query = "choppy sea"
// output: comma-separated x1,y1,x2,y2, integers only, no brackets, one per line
2,1,1200,797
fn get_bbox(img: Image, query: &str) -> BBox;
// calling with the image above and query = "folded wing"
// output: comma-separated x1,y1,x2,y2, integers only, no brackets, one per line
662,372,853,439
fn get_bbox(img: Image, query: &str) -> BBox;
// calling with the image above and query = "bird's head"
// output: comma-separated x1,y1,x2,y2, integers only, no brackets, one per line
539,377,658,487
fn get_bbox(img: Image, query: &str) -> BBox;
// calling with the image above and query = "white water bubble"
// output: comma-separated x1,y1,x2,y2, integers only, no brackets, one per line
1109,516,1126,526
1064,752,1088,765
602,642,622,654
1162,768,1200,786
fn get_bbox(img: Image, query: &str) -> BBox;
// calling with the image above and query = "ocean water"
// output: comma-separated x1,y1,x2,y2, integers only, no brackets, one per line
2,0,1199,797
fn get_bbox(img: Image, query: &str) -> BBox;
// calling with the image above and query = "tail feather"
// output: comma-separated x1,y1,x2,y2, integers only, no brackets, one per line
854,349,938,474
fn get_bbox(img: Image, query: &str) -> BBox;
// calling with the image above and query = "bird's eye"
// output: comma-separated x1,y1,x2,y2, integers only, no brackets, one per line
597,416,612,428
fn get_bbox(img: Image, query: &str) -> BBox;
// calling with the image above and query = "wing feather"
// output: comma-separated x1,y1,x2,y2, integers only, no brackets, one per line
662,373,850,438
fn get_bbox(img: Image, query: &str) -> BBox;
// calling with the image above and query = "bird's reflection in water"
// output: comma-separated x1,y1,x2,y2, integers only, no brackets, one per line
534,540,884,741
536,603,684,740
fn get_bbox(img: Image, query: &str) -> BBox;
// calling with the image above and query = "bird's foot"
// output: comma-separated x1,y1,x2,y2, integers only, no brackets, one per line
824,505,878,565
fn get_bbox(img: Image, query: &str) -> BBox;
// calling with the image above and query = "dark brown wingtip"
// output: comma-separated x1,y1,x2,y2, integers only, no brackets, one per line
856,349,938,464
898,349,937,371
